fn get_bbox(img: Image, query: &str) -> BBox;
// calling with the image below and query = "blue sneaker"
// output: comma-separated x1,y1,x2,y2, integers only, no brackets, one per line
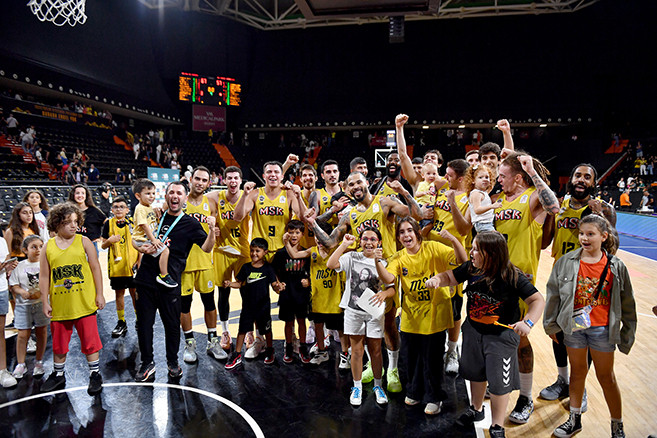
350,387,362,406
373,385,388,405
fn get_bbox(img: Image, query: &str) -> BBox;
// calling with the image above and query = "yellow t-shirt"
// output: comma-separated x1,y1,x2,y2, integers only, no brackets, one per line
309,246,343,314
428,190,469,247
552,197,588,261
251,187,291,253
183,195,213,272
415,180,436,206
46,235,97,321
387,241,457,334
215,190,250,258
108,217,138,278
348,195,397,258
132,203,157,242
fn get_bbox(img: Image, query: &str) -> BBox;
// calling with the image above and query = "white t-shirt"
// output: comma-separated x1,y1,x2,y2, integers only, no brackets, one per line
469,189,495,224
9,260,41,306
336,251,385,314
0,240,9,291
34,211,50,242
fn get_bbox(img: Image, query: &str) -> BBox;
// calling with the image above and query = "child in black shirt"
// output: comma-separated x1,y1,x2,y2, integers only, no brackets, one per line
224,238,284,370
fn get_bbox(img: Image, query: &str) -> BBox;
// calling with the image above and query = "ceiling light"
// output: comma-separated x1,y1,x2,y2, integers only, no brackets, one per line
458,125,466,129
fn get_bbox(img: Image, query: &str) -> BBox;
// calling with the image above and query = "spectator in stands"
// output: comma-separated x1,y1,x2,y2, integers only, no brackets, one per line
156,143,162,164
115,168,126,184
128,169,137,184
87,164,99,183
636,141,643,158
619,189,631,211
73,148,82,162
640,189,654,210
6,113,18,141
616,177,625,190
627,178,636,191
133,139,141,160
648,156,655,176
98,183,115,218
158,129,164,144
74,165,87,184
34,147,43,164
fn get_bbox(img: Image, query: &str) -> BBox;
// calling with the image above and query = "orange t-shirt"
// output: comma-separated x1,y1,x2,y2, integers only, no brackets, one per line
574,255,613,326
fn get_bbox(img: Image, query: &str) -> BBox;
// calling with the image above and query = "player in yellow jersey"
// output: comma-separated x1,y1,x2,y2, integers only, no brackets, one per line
315,160,347,225
206,166,250,351
395,114,445,190
492,152,560,424
177,166,223,363
306,171,423,393
298,164,320,249
539,163,616,404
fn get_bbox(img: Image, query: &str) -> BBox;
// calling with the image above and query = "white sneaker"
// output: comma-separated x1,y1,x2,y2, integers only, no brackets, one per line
244,331,255,349
0,369,17,388
33,361,46,377
183,338,198,363
293,334,300,354
425,402,442,415
405,397,420,406
207,337,228,360
350,386,362,406
373,385,388,405
245,336,265,359
445,350,459,375
305,324,316,344
27,338,37,354
12,363,27,379
338,352,351,370
309,350,329,365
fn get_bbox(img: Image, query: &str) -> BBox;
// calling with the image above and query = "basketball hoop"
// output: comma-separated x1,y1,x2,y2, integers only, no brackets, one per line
27,0,87,27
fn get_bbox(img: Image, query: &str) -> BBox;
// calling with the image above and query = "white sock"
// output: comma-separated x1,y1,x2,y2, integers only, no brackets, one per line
374,378,383,388
519,372,533,398
364,345,372,363
570,406,582,414
221,321,229,332
353,379,362,389
558,366,569,383
387,349,399,369
447,340,458,354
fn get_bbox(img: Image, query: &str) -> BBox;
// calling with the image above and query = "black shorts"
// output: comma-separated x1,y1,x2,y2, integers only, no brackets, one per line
451,293,464,322
110,276,134,290
309,312,344,331
239,303,272,335
278,291,310,322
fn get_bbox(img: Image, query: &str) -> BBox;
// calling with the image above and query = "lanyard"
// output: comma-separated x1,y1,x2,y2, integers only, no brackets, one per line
156,211,184,241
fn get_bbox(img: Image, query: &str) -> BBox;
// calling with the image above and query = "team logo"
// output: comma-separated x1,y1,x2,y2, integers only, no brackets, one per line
220,199,225,207
204,203,209,211
372,203,380,213
520,194,529,204
280,196,286,203
63,279,74,289
460,196,468,204
322,196,328,203
351,212,358,220
208,280,214,289
311,253,317,261
258,195,265,204
402,268,408,276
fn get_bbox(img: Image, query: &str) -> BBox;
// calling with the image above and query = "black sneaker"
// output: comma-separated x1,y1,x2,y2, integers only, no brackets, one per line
283,343,294,364
225,352,243,370
539,375,569,400
42,372,66,392
611,421,625,438
111,320,128,338
299,343,311,364
264,347,275,365
167,363,183,379
156,274,178,288
508,395,534,424
489,424,506,438
456,405,485,426
554,412,582,438
135,362,156,382
87,371,103,396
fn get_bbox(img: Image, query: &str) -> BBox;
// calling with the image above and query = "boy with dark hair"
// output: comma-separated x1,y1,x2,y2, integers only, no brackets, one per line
276,220,312,363
224,238,283,370
101,196,138,338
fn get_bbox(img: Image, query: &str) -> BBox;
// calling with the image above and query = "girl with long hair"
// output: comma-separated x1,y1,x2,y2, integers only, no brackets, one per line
23,189,50,242
67,184,107,254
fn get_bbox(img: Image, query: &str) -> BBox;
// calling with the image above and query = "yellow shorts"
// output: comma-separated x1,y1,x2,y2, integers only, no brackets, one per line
181,269,215,296
213,250,249,284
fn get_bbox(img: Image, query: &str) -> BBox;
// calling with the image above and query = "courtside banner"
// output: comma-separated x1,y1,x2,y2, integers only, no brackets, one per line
148,167,180,208
192,105,226,132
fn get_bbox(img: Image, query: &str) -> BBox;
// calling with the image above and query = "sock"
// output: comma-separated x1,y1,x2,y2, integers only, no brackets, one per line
570,406,582,414
447,340,458,354
374,378,383,388
87,359,100,375
208,328,217,341
611,417,623,424
519,372,533,398
364,345,372,364
353,379,362,390
388,349,399,370
184,330,194,341
558,366,569,383
117,309,125,322
255,329,262,339
221,321,229,332
54,361,65,376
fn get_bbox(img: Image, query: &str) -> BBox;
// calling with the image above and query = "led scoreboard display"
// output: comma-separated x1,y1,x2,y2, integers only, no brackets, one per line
178,72,241,106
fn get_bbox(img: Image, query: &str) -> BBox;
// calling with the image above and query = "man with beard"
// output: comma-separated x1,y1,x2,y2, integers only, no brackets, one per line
306,171,423,394
133,182,216,382
298,164,320,249
315,160,349,227
539,163,616,405
370,152,414,201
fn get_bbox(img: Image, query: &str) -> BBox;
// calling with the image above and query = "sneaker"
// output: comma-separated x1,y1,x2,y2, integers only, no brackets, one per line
245,331,255,349
509,395,534,424
540,375,569,400
12,363,27,379
554,412,582,438
306,324,316,344
264,347,275,365
167,363,183,379
293,334,300,355
456,405,485,426
489,424,506,438
405,396,420,406
361,362,375,384
135,362,156,382
349,387,362,406
5,322,14,330
183,338,198,364
87,371,103,396
0,369,18,388
283,342,295,364
338,352,351,370
33,361,46,377
26,337,37,354
225,352,243,370
424,402,442,415
373,385,388,405
386,367,402,393
41,372,65,392
156,273,178,288
220,331,232,350
309,342,320,356
111,320,128,338
245,336,265,359
445,350,459,375
310,350,329,365
207,337,228,360
299,343,311,364
611,421,625,438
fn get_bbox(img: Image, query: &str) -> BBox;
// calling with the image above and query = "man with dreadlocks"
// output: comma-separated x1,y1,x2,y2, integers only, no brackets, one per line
492,151,560,425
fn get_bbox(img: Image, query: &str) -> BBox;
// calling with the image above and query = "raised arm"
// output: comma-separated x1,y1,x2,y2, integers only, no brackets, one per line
281,153,299,174
374,248,395,284
425,270,458,289
384,180,423,220
200,215,217,252
519,155,560,217
233,181,257,222
439,229,467,264
497,119,515,152
395,114,422,188
326,234,355,270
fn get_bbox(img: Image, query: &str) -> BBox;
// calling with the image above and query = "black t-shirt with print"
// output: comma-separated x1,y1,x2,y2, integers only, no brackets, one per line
236,263,277,312
271,247,310,303
134,213,207,288
453,261,538,335
78,206,106,240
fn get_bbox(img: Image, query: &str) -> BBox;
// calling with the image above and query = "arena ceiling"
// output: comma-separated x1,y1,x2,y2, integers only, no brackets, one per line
136,0,601,30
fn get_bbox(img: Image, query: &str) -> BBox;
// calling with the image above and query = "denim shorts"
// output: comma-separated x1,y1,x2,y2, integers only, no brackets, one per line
14,303,50,329
0,289,8,315
564,325,615,353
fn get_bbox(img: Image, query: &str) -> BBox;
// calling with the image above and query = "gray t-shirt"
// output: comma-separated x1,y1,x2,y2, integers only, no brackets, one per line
9,260,41,305
336,251,385,313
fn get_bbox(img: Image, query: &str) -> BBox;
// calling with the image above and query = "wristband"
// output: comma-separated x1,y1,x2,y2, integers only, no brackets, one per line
523,318,534,329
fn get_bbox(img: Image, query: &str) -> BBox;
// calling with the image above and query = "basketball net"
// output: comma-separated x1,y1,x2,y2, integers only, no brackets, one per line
27,0,87,27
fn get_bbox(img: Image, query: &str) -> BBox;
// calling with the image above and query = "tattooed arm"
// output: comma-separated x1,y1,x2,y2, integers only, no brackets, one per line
518,155,560,217
309,206,351,249
385,179,423,220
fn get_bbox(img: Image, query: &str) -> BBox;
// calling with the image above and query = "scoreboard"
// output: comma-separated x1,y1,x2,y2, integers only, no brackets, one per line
178,72,241,106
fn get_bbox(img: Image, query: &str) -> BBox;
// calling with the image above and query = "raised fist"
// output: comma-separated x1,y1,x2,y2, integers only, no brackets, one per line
395,114,409,128
343,234,356,245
